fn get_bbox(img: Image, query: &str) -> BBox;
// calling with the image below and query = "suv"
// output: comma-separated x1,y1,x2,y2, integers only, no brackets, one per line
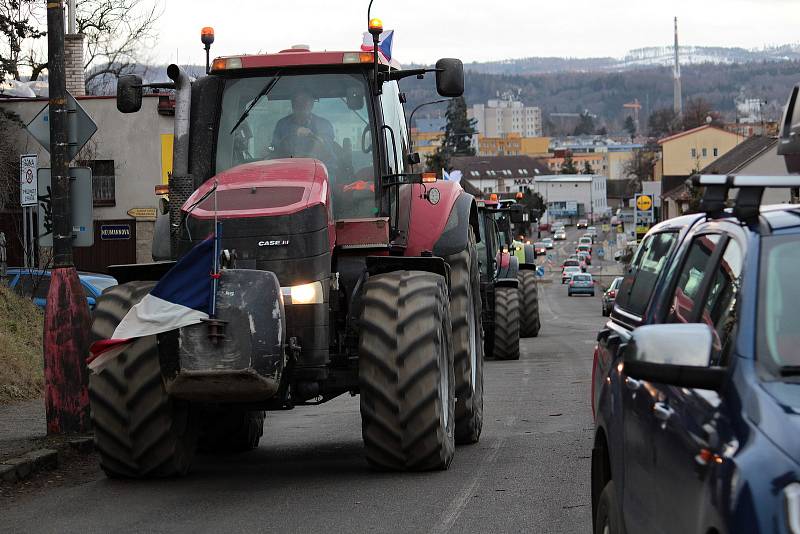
591,174,800,534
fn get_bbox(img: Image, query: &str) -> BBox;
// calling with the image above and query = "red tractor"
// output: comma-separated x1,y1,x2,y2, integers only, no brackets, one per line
89,19,484,477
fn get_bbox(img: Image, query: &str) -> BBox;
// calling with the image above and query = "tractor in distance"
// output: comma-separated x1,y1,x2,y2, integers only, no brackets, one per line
475,196,540,361
88,18,485,478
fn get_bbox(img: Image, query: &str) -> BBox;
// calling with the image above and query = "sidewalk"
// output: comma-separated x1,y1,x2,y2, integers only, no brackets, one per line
0,397,47,462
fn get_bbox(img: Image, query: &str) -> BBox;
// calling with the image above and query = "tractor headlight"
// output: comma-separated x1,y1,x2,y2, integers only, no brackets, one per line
281,281,324,305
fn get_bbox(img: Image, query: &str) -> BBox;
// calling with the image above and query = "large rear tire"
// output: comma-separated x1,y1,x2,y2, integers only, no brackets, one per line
198,407,265,453
518,270,541,338
89,282,198,478
359,271,455,470
492,286,520,360
445,228,484,445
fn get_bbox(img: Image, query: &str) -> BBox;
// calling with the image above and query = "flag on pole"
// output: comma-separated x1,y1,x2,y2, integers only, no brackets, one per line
361,29,394,60
86,236,216,373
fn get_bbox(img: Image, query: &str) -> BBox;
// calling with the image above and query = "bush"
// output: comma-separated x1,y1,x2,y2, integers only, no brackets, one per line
0,283,43,402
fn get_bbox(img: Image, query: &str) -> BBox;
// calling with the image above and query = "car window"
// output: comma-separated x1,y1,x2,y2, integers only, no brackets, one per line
573,275,591,281
616,231,679,317
758,234,800,371
704,239,743,362
666,234,721,324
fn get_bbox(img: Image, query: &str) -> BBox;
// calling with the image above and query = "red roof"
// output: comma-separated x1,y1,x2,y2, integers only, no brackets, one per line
657,124,738,145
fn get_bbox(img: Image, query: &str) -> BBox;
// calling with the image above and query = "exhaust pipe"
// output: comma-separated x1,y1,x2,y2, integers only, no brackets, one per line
166,64,193,258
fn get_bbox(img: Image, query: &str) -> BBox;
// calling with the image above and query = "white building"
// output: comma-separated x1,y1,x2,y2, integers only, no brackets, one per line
531,175,610,223
469,96,542,138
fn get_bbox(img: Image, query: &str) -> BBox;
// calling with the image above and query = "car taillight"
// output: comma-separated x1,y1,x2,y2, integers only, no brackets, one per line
608,290,616,298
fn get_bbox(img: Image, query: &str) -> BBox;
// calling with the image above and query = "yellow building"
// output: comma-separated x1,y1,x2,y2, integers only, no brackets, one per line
545,153,607,175
658,125,743,176
410,129,444,158
478,133,522,156
520,136,551,157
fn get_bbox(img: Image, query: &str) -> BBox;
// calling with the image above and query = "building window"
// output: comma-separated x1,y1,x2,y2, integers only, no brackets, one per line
702,148,708,157
691,148,697,158
713,148,719,157
83,159,115,207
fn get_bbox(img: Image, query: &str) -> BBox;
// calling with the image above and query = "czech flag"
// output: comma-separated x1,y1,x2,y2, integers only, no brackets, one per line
86,236,216,373
361,29,394,60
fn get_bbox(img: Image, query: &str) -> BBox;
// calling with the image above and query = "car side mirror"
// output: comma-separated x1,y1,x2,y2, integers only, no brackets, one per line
117,74,143,113
623,324,725,390
435,58,464,97
777,84,800,173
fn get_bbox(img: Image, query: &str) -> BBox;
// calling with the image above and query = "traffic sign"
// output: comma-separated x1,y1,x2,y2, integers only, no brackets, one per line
26,91,98,161
20,154,38,206
636,194,653,212
37,167,94,247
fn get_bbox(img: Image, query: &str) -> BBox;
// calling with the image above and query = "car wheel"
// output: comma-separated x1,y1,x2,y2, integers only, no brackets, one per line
595,480,622,534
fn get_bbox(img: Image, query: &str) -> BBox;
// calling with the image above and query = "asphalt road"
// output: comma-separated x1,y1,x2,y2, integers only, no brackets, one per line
1,228,609,534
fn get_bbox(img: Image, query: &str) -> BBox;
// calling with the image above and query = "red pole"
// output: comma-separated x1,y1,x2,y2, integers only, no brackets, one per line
43,0,91,434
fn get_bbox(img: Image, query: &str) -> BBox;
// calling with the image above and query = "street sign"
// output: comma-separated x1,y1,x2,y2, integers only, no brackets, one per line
127,207,158,219
100,224,132,240
636,194,653,212
20,154,38,206
37,167,94,247
26,91,98,161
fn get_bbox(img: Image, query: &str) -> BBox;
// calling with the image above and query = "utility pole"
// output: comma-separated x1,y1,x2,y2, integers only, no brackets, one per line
43,0,92,435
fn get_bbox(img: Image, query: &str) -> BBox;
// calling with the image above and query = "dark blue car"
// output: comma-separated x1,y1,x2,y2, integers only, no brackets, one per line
6,268,118,309
591,178,800,534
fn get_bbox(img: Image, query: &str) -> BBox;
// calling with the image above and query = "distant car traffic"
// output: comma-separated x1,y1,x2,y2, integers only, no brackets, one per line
6,268,118,310
601,276,623,316
542,238,554,249
577,219,588,229
534,242,548,255
577,250,592,267
561,265,581,284
579,236,593,249
553,229,567,241
576,245,592,263
567,273,595,296
587,226,598,238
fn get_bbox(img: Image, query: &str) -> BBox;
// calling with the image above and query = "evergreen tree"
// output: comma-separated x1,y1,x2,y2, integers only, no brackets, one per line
573,112,595,135
624,116,637,136
560,152,578,174
426,96,477,176
582,160,595,175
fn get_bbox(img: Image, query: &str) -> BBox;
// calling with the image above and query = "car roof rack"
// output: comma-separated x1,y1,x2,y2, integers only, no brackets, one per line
692,174,800,224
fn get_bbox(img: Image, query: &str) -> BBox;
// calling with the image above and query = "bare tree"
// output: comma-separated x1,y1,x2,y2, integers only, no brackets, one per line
78,0,163,94
0,0,45,82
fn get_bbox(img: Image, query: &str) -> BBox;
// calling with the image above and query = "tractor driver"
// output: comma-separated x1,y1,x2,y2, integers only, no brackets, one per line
272,89,336,162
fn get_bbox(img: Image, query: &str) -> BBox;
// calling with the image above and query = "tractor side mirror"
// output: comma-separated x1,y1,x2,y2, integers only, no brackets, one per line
346,86,365,111
435,58,464,97
777,84,800,174
510,210,527,224
117,75,143,113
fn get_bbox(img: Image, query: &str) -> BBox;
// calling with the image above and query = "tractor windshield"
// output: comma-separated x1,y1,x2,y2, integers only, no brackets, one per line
216,71,377,219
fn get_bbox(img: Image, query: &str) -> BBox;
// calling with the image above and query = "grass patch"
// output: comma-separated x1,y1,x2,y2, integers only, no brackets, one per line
0,284,43,403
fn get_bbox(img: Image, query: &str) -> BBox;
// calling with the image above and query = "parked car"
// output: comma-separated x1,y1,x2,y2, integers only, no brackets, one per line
6,268,118,310
542,238,554,249
561,266,581,284
600,276,623,316
590,172,800,534
567,273,595,296
577,219,588,229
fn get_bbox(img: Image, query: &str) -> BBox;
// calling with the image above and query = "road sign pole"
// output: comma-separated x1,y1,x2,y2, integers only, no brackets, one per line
43,0,91,435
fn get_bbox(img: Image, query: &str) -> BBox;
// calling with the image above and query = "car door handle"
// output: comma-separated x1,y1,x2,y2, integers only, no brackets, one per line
624,377,641,391
653,402,674,422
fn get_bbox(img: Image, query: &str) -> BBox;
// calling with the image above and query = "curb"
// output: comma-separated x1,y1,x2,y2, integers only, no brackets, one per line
0,437,93,483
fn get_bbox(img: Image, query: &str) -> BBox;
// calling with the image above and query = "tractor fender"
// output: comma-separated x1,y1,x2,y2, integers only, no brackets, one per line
497,253,519,279
365,256,450,291
432,192,481,257
495,278,519,289
519,263,537,270
405,181,476,257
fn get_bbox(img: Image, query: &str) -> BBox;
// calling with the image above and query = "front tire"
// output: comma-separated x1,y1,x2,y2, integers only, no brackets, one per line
595,480,622,534
492,286,520,360
359,271,455,470
518,270,540,338
445,228,484,445
89,282,198,478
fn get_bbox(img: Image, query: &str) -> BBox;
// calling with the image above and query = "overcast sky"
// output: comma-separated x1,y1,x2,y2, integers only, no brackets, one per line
153,0,800,66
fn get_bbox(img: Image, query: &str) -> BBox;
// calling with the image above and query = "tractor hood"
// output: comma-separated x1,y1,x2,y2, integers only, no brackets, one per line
182,158,330,220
